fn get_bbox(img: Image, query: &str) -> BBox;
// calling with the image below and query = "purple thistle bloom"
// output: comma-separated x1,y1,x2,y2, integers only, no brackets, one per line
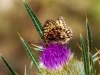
40,43,73,70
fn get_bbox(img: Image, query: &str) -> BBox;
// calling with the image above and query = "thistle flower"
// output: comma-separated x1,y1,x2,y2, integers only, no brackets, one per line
40,43,73,70
38,57,85,75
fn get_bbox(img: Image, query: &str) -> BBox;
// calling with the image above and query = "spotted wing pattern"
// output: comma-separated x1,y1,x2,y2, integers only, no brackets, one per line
43,16,73,43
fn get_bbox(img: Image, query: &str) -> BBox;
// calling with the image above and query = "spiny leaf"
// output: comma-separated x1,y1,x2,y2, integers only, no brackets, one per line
0,54,17,75
80,34,89,75
86,18,92,52
18,33,41,72
23,0,43,41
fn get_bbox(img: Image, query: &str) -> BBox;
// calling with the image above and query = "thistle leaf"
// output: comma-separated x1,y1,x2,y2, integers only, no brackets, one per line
80,34,89,75
23,0,43,41
0,54,17,75
18,33,41,72
86,18,92,51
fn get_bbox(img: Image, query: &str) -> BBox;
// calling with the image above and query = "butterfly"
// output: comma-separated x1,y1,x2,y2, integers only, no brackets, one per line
43,16,73,44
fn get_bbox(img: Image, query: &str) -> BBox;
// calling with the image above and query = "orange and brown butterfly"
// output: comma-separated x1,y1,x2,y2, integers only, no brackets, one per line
43,16,73,44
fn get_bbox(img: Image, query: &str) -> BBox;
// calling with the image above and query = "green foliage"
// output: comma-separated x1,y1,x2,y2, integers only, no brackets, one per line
86,18,92,52
0,54,17,75
23,0,43,41
80,34,89,75
18,34,41,73
86,18,96,75
80,18,96,75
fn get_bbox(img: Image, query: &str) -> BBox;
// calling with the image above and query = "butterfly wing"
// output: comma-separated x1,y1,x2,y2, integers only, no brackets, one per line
43,16,73,43
56,16,73,43
43,19,59,43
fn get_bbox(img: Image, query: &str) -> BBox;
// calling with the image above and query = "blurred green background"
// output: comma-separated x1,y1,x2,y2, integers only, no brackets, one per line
0,0,100,75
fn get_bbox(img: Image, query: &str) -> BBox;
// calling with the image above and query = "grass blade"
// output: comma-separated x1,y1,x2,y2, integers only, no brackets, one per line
80,34,89,75
18,33,41,72
86,18,92,52
23,0,43,41
0,54,17,75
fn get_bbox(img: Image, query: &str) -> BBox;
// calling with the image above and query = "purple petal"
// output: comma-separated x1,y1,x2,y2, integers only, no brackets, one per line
40,43,72,70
